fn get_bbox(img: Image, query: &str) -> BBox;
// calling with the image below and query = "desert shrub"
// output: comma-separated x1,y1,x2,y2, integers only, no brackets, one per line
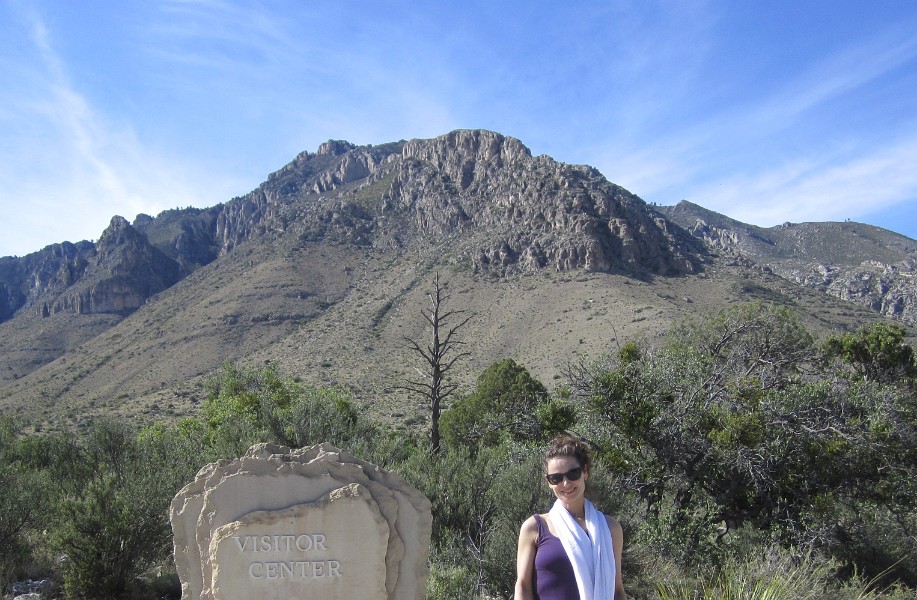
653,547,912,600
0,418,53,591
285,387,377,452
399,441,549,597
200,363,385,459
568,302,917,586
47,418,196,599
824,322,917,383
425,559,479,600
440,358,575,450
200,363,288,453
54,475,158,598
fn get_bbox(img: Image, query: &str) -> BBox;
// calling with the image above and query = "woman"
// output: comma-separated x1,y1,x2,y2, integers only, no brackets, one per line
515,436,626,600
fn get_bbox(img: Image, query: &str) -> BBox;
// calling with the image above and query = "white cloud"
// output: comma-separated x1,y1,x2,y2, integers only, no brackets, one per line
687,136,917,227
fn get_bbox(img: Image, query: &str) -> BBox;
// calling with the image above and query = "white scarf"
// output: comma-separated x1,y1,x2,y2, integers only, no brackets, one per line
548,498,616,600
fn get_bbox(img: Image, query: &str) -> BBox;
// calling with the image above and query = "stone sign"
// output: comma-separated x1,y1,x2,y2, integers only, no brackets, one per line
170,443,432,600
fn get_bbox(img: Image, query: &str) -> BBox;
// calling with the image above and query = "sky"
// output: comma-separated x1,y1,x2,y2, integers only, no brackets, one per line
1,1,917,258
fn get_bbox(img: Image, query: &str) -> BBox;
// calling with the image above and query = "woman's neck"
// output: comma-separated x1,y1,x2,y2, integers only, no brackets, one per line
561,498,586,520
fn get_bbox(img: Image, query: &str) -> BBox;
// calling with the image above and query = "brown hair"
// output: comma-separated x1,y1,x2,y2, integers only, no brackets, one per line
544,435,591,473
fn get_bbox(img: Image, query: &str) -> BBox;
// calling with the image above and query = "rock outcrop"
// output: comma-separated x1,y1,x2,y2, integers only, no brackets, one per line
209,129,701,276
0,207,221,324
33,216,181,318
658,201,917,324
394,130,701,274
0,241,95,322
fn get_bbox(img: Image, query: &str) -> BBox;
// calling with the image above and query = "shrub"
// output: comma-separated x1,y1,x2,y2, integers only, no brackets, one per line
440,358,573,450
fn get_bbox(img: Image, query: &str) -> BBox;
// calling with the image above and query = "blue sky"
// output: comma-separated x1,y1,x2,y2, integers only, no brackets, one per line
2,1,916,257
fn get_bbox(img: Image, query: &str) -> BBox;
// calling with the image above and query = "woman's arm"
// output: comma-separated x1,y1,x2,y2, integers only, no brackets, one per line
606,514,627,600
514,516,538,600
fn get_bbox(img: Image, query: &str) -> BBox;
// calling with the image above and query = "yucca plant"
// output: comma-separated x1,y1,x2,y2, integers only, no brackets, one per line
653,549,906,600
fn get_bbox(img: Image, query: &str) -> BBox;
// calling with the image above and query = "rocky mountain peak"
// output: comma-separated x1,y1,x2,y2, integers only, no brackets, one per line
402,130,532,183
317,140,357,156
390,130,700,275
200,129,701,276
96,216,146,260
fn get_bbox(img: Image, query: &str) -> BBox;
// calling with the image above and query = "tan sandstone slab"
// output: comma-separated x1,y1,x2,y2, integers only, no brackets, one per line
210,483,388,600
194,457,403,597
171,443,431,600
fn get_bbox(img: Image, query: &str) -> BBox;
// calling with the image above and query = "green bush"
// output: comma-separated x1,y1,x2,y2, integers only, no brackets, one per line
440,358,574,450
571,303,917,585
46,419,194,599
399,442,549,597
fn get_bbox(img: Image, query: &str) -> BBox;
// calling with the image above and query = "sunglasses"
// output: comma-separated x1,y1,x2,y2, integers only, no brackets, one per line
545,466,583,485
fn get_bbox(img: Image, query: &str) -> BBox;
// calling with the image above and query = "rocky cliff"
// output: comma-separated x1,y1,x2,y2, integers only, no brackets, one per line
0,207,221,325
3,217,183,321
394,131,700,274
212,129,701,276
53,216,182,313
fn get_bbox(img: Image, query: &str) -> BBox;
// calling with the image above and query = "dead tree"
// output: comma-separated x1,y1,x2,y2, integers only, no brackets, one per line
403,273,471,453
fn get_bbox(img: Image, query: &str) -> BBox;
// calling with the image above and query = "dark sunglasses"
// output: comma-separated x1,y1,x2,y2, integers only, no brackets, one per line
545,466,583,485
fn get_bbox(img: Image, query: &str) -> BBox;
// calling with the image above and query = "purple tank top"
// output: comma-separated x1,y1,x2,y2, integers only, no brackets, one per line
532,514,580,600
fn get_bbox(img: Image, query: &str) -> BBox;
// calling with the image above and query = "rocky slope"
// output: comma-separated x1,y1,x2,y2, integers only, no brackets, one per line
0,130,908,431
208,130,702,275
657,201,917,324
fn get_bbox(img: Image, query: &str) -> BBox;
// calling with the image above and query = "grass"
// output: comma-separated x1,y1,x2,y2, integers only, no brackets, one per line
652,550,911,600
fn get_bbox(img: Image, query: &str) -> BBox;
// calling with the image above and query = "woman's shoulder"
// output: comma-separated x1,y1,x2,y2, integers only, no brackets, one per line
518,513,546,545
519,514,540,533
602,512,623,535
520,513,553,532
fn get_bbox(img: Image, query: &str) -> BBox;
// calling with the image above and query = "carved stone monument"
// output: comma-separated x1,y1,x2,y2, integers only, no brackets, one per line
170,443,432,600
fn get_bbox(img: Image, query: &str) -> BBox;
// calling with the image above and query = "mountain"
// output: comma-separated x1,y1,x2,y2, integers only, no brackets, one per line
656,201,917,323
0,130,908,432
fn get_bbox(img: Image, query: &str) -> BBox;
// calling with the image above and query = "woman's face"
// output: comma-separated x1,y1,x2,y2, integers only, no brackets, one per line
545,455,588,504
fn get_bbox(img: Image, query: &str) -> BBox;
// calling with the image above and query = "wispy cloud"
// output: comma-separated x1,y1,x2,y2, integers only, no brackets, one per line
738,24,917,138
146,0,301,74
0,4,243,255
594,15,917,233
689,136,917,227
141,1,462,147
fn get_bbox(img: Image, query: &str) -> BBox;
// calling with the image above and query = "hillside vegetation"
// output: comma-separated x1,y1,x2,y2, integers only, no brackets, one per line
2,303,914,599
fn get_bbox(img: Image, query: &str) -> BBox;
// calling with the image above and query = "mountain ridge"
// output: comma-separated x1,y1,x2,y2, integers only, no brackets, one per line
0,129,912,431
656,200,917,322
